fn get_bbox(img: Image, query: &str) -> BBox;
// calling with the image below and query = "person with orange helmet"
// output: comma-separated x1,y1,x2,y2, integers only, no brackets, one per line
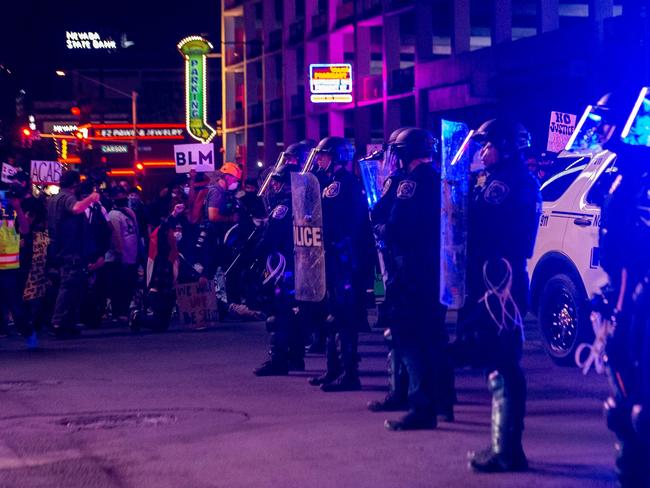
193,162,243,287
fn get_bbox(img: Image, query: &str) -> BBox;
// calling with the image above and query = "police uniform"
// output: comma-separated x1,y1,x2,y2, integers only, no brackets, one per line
383,162,450,426
318,167,374,391
253,190,305,375
464,133,541,471
599,143,650,487
368,171,410,411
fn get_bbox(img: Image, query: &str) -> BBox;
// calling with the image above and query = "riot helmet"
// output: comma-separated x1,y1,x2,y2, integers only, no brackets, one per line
258,140,316,198
301,136,354,175
270,163,300,196
472,119,531,164
386,127,437,171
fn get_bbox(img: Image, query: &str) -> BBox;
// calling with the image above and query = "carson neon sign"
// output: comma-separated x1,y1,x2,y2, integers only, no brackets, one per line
178,36,217,143
309,63,353,104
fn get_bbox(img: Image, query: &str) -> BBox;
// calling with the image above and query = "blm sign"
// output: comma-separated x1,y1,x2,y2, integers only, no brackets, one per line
174,143,215,173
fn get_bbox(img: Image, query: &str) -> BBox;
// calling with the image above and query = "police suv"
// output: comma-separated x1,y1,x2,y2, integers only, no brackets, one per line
528,114,619,365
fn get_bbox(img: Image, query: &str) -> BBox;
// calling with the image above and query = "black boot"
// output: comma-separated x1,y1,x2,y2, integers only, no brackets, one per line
384,409,437,431
437,354,456,422
253,359,289,376
309,334,340,385
321,331,361,392
367,394,408,412
321,371,361,392
468,371,528,472
288,357,305,371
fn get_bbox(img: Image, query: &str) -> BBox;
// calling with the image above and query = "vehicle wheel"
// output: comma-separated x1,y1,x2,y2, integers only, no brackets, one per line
538,273,592,366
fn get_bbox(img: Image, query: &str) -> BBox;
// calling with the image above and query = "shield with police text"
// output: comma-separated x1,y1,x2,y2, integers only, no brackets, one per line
439,120,478,308
291,172,326,302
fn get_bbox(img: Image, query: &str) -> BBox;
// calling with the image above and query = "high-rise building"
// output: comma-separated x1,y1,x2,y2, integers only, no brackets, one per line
222,0,644,174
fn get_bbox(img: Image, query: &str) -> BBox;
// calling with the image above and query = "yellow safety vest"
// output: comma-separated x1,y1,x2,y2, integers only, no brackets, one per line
0,219,20,270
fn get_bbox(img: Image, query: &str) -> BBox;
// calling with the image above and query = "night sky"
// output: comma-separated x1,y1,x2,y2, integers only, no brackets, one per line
0,0,220,96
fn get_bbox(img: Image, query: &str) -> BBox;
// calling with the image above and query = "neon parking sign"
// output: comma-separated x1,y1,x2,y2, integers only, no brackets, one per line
178,36,217,143
309,64,353,103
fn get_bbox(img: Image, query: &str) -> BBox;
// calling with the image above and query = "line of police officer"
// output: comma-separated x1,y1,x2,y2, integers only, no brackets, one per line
245,118,542,474
245,102,649,480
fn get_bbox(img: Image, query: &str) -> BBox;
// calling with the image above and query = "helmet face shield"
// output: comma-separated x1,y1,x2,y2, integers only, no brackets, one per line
300,148,331,174
565,104,616,152
258,152,289,198
621,86,650,147
384,143,402,172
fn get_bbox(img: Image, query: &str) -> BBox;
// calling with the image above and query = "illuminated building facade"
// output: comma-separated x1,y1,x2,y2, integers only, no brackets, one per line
221,0,649,174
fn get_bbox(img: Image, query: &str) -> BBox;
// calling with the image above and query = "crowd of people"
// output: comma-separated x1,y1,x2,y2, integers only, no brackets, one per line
0,159,269,344
0,93,648,484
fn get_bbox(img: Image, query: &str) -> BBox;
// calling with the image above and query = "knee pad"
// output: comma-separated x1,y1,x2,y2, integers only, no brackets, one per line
325,314,336,334
266,316,277,333
631,404,648,441
604,396,630,435
487,370,505,394
383,328,393,346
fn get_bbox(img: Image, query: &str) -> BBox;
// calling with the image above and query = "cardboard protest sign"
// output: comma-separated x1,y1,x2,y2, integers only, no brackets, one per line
1,163,18,184
547,111,577,153
174,143,215,173
175,280,219,329
30,160,63,185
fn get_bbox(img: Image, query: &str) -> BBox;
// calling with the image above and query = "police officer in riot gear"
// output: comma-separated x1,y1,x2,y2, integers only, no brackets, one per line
592,90,650,487
462,119,541,472
364,127,412,413
253,164,305,376
305,136,374,392
380,127,453,430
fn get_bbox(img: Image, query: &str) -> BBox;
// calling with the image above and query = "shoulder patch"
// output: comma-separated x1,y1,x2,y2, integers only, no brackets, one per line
323,181,341,199
396,180,416,199
271,204,289,220
483,180,510,205
381,178,392,197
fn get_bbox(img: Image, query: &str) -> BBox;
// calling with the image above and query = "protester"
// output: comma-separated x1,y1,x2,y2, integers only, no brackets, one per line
76,182,112,328
0,185,28,339
19,197,49,348
104,187,140,322
47,170,100,338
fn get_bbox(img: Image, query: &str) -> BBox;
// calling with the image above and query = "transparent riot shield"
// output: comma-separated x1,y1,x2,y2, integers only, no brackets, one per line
358,152,388,210
291,172,326,302
440,119,479,308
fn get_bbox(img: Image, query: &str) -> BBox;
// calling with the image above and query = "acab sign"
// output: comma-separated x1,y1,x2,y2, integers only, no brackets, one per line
31,160,62,186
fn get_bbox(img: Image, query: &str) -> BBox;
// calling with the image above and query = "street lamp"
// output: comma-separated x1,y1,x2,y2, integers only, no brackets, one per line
56,70,139,165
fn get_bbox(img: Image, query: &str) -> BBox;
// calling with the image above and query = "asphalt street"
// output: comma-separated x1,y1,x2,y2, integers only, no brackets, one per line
0,316,617,488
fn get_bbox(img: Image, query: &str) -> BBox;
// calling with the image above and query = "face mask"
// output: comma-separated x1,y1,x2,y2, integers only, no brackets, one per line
228,182,239,191
173,231,183,242
183,186,190,196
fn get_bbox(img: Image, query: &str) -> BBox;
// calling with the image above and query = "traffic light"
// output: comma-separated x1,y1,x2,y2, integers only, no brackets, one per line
20,126,39,147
